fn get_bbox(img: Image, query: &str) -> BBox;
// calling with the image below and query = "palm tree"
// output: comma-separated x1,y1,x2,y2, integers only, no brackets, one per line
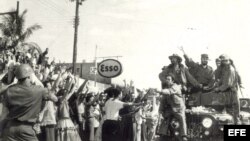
0,9,42,51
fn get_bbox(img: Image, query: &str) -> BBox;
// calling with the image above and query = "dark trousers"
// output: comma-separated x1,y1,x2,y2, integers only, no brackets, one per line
224,90,240,124
120,116,133,141
38,125,55,141
78,120,85,141
3,120,38,141
85,118,97,141
102,120,120,141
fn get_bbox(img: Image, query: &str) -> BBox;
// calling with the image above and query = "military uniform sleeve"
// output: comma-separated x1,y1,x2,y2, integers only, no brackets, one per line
218,67,236,91
40,88,57,102
0,94,9,122
162,84,182,95
207,67,215,88
236,71,242,85
184,67,199,87
183,54,199,69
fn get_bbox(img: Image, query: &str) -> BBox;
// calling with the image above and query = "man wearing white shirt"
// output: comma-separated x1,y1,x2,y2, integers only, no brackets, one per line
102,88,141,141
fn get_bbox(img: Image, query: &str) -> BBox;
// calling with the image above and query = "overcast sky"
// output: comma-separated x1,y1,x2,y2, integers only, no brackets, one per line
1,0,250,95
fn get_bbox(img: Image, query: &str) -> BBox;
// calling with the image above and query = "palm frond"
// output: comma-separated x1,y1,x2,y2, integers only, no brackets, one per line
16,9,27,35
0,11,17,37
21,42,42,54
20,24,42,42
2,10,16,26
0,9,41,49
20,9,28,19
1,24,12,37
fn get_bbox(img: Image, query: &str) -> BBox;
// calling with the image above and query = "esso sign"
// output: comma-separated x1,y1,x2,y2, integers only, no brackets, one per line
97,59,122,78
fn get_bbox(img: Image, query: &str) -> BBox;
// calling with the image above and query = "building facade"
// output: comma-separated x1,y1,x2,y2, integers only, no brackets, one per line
58,61,111,85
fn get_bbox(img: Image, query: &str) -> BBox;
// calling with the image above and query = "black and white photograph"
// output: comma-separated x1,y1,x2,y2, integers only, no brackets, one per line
0,0,250,141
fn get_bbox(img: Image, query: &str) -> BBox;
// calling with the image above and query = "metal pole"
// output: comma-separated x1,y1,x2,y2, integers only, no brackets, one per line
72,0,80,74
16,1,19,18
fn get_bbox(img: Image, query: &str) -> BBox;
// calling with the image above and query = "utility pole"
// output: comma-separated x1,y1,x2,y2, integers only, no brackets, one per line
94,45,97,86
72,0,81,74
16,1,19,18
0,1,19,16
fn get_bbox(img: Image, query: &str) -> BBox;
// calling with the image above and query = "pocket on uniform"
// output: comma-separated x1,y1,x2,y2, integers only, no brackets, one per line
18,125,37,139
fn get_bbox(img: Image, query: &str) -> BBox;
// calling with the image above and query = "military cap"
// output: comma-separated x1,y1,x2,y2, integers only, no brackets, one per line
201,54,210,59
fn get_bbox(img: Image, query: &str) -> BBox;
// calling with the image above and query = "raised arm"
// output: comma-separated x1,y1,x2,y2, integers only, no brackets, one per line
183,54,198,68
156,84,182,96
179,46,198,68
51,72,64,91
184,67,200,87
64,75,78,101
76,79,89,95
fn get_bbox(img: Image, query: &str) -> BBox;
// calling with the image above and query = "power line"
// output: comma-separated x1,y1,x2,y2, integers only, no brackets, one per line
29,0,75,26
47,0,72,14
41,0,69,15
45,25,70,49
36,0,68,17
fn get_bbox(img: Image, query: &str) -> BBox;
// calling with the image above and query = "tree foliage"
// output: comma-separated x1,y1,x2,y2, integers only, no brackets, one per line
0,9,42,51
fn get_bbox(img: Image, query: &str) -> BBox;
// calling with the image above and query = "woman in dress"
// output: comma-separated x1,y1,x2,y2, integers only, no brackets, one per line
38,79,58,141
56,74,81,141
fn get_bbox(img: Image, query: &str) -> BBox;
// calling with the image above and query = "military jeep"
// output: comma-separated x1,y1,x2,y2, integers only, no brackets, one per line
184,91,250,141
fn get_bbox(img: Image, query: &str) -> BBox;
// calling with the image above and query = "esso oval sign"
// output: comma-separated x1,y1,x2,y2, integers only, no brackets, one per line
97,59,122,78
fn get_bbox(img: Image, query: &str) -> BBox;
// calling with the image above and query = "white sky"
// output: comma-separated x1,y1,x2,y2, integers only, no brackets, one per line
1,0,250,96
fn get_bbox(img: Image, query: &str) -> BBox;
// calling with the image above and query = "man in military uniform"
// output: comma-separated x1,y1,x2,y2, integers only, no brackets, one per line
2,64,57,141
157,74,187,141
159,54,200,91
180,47,215,91
214,55,240,124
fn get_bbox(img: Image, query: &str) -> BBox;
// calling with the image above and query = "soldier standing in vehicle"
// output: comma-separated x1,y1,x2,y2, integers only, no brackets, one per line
156,74,188,141
159,54,200,91
214,55,240,124
1,64,57,141
159,54,199,114
179,47,215,91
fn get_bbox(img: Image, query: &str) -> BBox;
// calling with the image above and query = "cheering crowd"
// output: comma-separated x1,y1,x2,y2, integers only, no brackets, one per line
0,46,244,141
0,48,162,141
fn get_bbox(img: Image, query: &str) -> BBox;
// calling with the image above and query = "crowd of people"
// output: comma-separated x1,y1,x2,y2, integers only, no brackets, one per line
0,46,244,141
0,47,162,141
